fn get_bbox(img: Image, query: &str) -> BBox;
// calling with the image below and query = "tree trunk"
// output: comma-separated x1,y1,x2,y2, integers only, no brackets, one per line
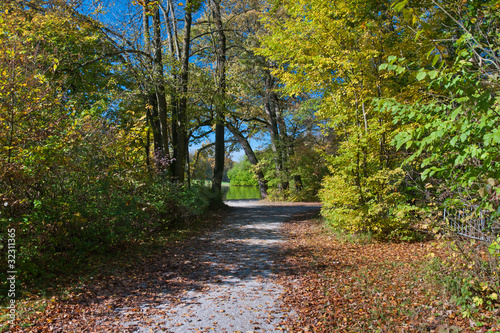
264,73,288,193
172,0,193,182
170,94,179,177
143,3,163,163
293,175,303,191
145,126,151,171
146,94,163,161
275,95,290,191
152,4,170,162
211,0,226,202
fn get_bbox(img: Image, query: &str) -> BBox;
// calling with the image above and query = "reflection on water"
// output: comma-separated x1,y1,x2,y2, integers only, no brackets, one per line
223,185,261,200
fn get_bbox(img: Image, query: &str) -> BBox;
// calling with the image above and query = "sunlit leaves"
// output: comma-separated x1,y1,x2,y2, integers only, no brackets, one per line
258,0,423,235
227,158,259,186
0,4,63,169
416,70,427,81
378,0,500,205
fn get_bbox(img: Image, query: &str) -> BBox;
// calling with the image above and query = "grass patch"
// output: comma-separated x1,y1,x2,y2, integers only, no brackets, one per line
328,229,375,245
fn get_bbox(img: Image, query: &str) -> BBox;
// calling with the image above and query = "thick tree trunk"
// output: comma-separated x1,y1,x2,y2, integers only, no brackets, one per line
264,73,288,193
146,94,163,158
172,0,193,182
163,0,181,178
145,127,151,171
275,97,290,191
143,3,163,163
152,5,170,162
170,94,179,177
293,175,303,191
211,0,226,202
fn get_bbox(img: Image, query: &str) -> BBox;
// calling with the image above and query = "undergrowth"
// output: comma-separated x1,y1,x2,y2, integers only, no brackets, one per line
425,240,500,321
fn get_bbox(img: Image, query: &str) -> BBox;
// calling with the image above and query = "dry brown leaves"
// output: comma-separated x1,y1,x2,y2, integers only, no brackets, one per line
4,211,228,332
275,211,500,333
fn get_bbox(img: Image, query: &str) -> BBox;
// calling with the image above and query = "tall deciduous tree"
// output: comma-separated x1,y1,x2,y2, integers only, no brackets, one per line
77,0,203,181
209,0,227,201
258,0,422,234
215,0,315,198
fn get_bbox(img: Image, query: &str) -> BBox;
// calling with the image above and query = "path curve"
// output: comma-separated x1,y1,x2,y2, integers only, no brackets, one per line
120,200,321,332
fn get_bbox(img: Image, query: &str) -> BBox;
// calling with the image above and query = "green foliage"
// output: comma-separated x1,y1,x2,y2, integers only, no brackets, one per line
380,0,500,207
427,249,500,317
426,257,479,315
490,237,500,259
379,61,500,205
251,139,327,202
320,166,417,239
287,139,328,202
227,158,258,186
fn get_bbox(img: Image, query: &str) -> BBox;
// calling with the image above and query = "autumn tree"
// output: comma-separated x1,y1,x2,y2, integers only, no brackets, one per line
206,0,324,199
78,0,204,180
0,0,119,203
259,0,425,235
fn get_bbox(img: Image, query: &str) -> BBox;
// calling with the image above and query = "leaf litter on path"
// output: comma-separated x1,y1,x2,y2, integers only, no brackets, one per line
20,200,320,332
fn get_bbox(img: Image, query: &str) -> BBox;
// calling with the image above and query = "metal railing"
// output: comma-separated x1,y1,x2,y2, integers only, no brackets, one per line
443,206,498,242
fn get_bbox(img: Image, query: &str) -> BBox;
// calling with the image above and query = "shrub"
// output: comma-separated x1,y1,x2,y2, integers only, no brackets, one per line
320,167,420,240
227,158,258,186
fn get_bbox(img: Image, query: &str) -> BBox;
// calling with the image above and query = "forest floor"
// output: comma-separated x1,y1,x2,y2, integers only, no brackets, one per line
3,200,500,332
277,211,500,332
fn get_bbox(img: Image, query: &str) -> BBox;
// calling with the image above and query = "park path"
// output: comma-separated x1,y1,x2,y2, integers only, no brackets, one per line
118,200,321,332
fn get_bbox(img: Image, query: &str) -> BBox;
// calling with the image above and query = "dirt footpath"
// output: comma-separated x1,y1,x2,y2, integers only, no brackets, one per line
119,200,321,332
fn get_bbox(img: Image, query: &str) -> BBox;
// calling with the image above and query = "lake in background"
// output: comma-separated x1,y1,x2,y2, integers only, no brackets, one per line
222,185,261,200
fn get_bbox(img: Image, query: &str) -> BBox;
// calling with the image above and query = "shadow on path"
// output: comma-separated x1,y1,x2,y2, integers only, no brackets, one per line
32,201,321,333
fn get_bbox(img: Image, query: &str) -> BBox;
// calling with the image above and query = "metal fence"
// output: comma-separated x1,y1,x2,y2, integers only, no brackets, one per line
443,206,498,242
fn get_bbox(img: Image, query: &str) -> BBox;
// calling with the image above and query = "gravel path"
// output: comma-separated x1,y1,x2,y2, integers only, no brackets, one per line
119,200,321,332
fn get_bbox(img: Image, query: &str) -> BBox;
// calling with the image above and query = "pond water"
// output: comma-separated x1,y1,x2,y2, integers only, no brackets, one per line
222,185,261,200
